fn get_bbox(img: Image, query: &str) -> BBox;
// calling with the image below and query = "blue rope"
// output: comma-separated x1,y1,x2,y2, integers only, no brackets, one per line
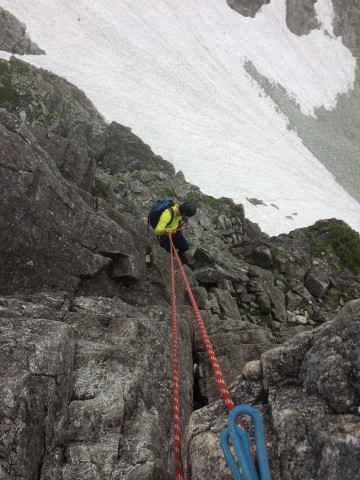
220,405,271,480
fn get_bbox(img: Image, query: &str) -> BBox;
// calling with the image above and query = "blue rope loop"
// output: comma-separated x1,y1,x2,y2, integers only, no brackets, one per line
220,405,271,480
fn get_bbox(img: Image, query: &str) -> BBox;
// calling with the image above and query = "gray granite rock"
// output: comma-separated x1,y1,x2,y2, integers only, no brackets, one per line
285,0,319,36
226,0,270,18
0,7,45,55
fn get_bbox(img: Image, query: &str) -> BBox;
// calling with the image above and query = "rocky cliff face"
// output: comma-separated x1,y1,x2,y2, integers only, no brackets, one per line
187,299,360,480
0,7,44,55
1,5,360,480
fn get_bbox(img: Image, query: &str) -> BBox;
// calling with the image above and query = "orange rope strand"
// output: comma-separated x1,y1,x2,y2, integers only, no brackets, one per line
169,235,240,419
170,239,185,480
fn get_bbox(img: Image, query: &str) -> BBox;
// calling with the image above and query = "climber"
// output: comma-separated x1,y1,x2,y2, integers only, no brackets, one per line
154,201,197,261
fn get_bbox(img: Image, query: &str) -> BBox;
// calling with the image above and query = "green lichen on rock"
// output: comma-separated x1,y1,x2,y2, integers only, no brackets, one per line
0,60,18,107
0,77,18,106
9,56,30,75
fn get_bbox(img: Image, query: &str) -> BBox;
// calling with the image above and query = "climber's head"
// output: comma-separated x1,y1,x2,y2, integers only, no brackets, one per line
179,202,197,218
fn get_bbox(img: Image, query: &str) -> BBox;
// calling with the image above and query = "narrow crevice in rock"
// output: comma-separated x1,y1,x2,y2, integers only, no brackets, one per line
192,344,208,411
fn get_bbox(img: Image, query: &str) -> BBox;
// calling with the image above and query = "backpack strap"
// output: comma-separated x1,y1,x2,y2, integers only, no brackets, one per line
147,203,176,234
166,206,175,227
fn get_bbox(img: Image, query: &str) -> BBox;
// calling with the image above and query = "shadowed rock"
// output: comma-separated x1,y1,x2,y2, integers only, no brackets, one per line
0,109,145,295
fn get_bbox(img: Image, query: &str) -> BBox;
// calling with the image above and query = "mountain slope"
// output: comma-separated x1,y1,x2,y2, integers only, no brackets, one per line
1,0,359,235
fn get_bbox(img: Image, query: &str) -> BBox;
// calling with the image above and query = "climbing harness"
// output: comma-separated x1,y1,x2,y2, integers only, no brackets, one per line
167,231,271,480
221,405,271,480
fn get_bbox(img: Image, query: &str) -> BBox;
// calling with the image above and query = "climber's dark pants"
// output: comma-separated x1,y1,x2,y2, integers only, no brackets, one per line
158,231,189,255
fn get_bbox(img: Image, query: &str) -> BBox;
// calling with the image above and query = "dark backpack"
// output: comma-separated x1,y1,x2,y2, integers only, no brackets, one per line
147,199,175,232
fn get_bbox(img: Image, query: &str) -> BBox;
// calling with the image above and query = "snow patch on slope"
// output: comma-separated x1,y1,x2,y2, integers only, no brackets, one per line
0,0,359,235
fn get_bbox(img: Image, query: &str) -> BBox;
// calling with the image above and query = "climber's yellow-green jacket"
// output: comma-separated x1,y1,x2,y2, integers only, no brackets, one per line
154,204,182,235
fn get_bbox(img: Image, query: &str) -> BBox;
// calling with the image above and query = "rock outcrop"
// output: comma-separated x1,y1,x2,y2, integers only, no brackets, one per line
0,294,194,479
332,0,360,58
187,299,360,480
0,7,44,55
226,0,270,18
285,0,319,36
226,0,319,34
1,109,146,295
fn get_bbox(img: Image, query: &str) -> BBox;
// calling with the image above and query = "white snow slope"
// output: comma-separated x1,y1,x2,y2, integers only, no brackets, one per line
1,0,360,236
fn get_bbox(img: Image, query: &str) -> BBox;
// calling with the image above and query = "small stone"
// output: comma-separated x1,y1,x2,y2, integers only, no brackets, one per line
242,360,263,380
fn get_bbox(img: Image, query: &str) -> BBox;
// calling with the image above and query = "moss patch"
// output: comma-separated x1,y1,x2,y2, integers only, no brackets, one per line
0,78,18,107
311,221,360,274
9,57,30,75
0,60,10,76
154,187,176,198
250,309,273,328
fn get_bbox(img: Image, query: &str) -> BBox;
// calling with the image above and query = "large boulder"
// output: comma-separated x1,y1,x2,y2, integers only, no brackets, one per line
305,268,330,298
286,0,319,36
226,0,270,17
194,310,277,403
192,246,249,285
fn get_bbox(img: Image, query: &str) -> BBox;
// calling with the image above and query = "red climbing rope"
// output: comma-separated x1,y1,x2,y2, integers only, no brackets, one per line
170,237,185,480
169,234,240,418
167,232,257,479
